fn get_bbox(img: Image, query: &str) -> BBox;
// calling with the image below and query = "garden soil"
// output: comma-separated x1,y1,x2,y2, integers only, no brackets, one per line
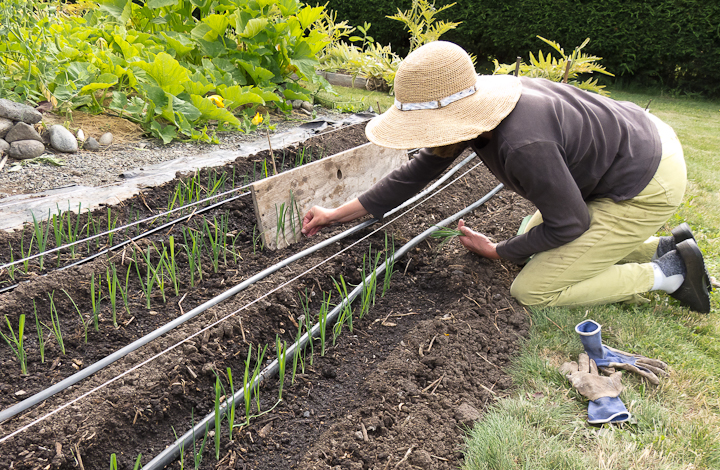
0,122,535,469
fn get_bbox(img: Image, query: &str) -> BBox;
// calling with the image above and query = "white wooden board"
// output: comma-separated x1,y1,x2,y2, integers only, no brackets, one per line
251,142,408,249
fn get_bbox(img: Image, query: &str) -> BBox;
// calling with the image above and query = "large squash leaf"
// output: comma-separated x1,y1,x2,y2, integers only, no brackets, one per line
97,0,133,24
190,94,240,127
133,52,189,95
217,85,264,110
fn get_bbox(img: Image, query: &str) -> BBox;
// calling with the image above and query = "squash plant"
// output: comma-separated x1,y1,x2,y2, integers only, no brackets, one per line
0,0,332,143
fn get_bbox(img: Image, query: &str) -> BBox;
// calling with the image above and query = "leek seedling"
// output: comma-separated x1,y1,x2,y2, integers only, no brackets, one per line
182,229,197,287
46,291,65,355
318,291,331,356
243,344,253,426
332,275,353,341
253,345,267,413
430,226,463,247
119,264,132,316
31,209,51,270
214,375,222,460
110,453,118,470
20,231,34,273
382,233,396,297
173,426,185,469
52,207,65,267
33,300,44,363
90,272,102,331
62,289,88,342
7,244,16,280
291,314,305,384
276,335,287,401
251,225,264,253
106,266,119,327
274,202,287,246
226,367,236,441
191,410,209,470
164,236,179,296
0,314,27,374
107,207,117,246
204,219,221,273
67,203,82,258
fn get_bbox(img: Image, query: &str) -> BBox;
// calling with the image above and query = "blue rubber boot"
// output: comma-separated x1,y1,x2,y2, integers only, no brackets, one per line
588,396,631,424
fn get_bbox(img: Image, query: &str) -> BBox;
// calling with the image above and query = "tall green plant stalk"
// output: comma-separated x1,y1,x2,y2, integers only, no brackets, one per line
275,202,287,246
0,314,27,374
382,233,395,297
276,335,287,401
226,367,236,441
204,219,221,273
182,228,197,287
243,344,254,426
33,300,44,363
119,264,132,316
62,289,88,343
31,209,51,270
106,265,119,328
291,314,305,384
20,231,34,274
52,207,65,267
214,375,222,460
67,203,83,258
164,236,179,296
332,275,353,341
253,345,267,413
46,291,65,355
107,207,117,246
318,291,331,356
90,272,102,331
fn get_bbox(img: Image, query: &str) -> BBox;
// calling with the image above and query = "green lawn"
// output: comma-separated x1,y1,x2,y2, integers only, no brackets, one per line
313,83,720,469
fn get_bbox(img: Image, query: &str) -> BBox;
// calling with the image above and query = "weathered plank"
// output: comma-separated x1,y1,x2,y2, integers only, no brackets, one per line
251,142,408,249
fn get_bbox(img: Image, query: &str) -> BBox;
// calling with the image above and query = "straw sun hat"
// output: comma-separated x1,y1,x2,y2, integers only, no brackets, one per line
366,41,522,150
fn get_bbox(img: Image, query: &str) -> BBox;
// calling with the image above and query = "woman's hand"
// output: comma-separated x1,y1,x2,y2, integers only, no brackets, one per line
301,206,334,237
301,198,369,237
457,219,500,259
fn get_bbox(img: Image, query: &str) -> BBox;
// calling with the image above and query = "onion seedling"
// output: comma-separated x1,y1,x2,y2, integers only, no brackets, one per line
332,275,353,342
90,272,102,331
119,264,132,316
382,232,396,297
46,291,65,355
7,244,16,280
0,314,27,374
251,225,264,253
214,375,222,460
106,266,119,327
275,202,287,246
253,344,267,413
276,335,287,401
62,289,88,342
242,344,253,426
318,291,332,356
52,207,65,267
67,203,82,258
430,226,464,247
106,207,117,246
164,236,179,296
204,219,221,273
182,228,198,287
20,230,34,274
31,209,51,270
291,313,305,384
226,367,236,441
33,300,44,363
298,289,314,363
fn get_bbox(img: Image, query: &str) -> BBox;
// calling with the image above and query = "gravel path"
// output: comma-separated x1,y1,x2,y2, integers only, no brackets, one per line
0,109,355,199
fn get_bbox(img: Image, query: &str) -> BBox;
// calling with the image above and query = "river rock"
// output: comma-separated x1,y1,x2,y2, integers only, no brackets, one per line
48,125,78,153
4,122,43,144
76,129,85,142
301,101,314,112
0,139,8,154
84,137,100,151
8,140,45,160
98,132,113,145
0,118,12,139
0,98,42,124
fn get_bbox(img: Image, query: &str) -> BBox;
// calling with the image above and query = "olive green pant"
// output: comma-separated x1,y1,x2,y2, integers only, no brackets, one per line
510,114,687,307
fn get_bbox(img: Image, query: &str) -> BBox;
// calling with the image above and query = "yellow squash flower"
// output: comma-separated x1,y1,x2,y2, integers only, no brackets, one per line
208,95,224,108
251,112,263,126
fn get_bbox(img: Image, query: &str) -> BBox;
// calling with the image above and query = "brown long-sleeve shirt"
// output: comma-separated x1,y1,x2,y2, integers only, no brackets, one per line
359,77,662,264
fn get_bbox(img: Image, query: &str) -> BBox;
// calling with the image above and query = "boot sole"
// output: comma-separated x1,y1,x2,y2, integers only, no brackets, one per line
673,223,712,292
672,240,711,313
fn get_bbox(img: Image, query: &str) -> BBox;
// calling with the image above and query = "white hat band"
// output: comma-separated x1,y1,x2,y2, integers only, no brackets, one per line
394,83,477,111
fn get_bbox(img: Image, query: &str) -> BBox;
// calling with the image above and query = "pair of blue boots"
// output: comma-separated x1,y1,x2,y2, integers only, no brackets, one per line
564,320,668,424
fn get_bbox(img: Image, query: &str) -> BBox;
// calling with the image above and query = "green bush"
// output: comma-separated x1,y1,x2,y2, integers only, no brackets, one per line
322,0,720,97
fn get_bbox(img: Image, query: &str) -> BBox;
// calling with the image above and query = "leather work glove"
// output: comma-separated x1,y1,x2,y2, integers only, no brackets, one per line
560,353,631,424
575,320,669,385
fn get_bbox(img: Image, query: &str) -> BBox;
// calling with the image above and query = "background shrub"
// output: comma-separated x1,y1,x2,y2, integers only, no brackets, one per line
322,0,720,97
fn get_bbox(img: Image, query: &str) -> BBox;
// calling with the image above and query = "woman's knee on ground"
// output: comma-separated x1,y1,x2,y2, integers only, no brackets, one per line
509,275,556,308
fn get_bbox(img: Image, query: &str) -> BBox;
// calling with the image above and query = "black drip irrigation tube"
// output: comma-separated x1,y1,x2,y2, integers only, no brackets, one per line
0,153,480,426
0,186,254,294
145,183,504,470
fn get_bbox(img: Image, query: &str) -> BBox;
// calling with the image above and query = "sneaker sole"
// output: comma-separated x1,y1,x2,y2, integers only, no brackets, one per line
672,223,712,292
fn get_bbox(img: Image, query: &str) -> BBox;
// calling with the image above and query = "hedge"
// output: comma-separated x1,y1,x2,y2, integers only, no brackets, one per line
321,0,720,97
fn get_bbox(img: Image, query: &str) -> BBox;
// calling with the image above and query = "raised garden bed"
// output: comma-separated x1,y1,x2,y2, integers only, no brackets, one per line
0,122,533,469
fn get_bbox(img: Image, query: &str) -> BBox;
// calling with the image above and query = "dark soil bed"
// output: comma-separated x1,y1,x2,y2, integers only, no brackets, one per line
0,122,534,470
